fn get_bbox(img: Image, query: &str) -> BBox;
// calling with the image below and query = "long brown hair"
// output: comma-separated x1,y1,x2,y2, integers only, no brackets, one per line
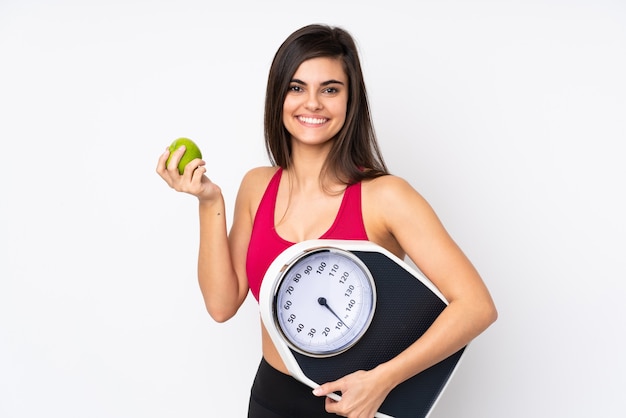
264,24,388,185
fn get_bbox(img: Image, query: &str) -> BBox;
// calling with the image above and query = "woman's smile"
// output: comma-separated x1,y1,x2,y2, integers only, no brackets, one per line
297,116,329,125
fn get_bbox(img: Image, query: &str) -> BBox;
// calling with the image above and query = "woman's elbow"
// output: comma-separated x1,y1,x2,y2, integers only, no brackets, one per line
205,303,238,323
207,308,235,323
482,299,498,328
199,283,247,323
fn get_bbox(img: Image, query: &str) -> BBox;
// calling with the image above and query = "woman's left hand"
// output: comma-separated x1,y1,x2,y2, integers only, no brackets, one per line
312,368,392,418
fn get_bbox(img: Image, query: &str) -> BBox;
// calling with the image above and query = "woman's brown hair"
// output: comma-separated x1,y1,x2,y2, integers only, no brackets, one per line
264,24,388,185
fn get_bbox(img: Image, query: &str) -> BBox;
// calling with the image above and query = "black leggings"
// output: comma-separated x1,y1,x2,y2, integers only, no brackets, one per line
248,358,337,417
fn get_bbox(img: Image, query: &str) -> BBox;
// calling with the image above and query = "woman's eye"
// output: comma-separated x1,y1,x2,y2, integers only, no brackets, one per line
323,87,338,94
289,85,303,92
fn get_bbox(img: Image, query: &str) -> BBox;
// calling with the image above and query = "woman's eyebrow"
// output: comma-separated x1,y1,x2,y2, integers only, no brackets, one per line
321,79,345,86
290,78,345,86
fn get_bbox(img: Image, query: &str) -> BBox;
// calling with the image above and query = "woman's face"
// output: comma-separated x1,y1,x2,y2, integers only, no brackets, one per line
282,57,348,148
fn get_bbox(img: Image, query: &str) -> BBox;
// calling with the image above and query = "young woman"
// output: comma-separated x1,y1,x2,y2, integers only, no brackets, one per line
156,24,497,418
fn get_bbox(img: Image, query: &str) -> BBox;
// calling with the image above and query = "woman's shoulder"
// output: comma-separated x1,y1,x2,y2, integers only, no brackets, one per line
362,174,418,197
237,166,280,199
362,174,432,219
235,166,280,219
243,165,279,179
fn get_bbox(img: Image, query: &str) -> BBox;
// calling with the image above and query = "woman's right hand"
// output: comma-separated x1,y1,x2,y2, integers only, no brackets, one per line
156,145,222,203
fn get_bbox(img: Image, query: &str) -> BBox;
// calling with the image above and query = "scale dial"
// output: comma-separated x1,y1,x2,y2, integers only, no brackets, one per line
273,247,376,357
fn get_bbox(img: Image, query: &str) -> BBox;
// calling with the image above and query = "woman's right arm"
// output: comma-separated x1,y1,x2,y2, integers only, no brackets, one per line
156,146,251,322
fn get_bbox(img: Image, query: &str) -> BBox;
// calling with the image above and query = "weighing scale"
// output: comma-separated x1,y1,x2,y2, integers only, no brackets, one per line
259,239,466,418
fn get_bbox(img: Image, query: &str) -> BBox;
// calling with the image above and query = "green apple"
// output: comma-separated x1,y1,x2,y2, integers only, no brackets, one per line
166,137,202,175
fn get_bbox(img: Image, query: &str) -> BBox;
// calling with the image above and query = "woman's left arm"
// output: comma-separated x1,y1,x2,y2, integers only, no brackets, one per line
315,175,498,417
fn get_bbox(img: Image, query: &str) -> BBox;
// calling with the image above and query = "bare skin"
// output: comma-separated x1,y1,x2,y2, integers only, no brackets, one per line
156,57,497,418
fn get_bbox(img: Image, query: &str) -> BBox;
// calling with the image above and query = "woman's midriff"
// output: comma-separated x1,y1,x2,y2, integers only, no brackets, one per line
260,320,291,375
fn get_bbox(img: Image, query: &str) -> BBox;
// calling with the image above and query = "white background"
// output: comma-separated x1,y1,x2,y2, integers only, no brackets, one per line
1,0,625,417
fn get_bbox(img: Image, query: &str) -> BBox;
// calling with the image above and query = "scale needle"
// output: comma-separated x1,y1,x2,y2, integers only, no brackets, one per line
318,297,350,329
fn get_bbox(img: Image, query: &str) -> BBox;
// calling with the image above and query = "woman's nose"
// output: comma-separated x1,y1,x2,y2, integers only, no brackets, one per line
305,92,322,111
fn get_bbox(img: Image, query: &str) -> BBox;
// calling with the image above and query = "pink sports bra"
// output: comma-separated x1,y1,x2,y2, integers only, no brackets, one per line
246,168,368,301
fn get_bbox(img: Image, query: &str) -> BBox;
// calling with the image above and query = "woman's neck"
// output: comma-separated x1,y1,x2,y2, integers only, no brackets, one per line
286,140,339,193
